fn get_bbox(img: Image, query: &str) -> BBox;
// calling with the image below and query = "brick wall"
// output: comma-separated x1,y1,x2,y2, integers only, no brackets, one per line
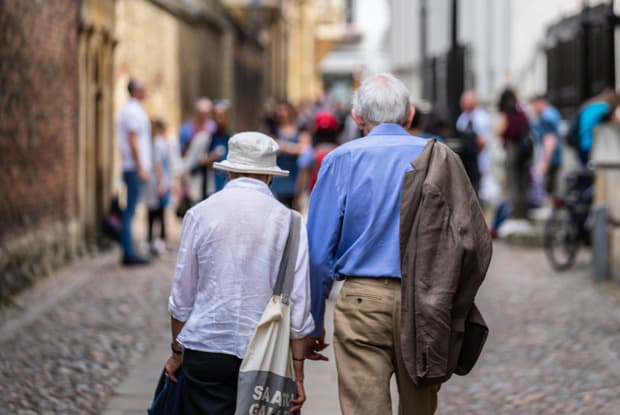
0,0,79,239
0,0,80,300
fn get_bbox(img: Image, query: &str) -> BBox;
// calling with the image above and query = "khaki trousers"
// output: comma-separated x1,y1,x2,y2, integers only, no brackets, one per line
333,277,438,415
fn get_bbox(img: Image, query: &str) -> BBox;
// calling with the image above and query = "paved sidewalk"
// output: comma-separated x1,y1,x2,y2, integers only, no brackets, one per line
101,304,346,414
4,240,619,414
102,286,401,415
101,337,168,415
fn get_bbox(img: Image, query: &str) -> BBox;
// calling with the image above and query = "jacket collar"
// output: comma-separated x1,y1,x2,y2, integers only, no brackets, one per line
411,138,437,172
368,123,410,136
224,177,274,198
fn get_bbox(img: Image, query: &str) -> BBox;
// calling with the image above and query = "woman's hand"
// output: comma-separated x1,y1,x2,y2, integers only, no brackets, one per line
290,377,306,413
164,353,183,382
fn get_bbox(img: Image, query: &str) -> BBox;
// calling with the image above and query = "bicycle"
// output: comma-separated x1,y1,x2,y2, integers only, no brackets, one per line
543,168,594,271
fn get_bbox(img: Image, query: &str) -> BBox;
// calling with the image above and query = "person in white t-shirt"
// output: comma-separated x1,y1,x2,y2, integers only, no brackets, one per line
118,79,152,266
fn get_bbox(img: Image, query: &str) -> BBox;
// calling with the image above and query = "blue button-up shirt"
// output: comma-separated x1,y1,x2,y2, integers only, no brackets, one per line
307,123,428,336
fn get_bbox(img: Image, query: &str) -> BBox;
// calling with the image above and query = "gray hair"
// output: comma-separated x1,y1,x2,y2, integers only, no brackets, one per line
352,73,411,126
194,97,212,113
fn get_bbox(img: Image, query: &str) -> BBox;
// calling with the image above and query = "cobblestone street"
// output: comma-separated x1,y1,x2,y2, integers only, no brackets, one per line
1,242,620,414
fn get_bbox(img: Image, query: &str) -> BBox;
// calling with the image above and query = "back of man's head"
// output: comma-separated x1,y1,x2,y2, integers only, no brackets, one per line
352,73,410,127
128,79,143,96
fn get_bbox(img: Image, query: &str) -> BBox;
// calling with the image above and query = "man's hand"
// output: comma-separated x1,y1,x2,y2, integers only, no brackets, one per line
290,378,306,413
138,167,150,182
306,332,329,361
164,353,183,382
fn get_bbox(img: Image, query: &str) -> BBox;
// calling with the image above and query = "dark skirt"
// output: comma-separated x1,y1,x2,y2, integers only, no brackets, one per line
182,349,242,415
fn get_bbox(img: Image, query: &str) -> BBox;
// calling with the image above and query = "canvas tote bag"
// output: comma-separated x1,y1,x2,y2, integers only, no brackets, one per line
235,211,302,415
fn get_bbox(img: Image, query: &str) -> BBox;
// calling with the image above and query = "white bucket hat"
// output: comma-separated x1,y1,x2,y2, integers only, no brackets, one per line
213,131,289,177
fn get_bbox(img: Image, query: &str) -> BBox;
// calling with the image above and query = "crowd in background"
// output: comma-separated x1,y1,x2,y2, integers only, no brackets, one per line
410,87,620,238
113,75,620,266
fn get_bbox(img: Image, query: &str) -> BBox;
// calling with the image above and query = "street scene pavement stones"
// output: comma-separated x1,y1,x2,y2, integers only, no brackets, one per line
1,242,620,414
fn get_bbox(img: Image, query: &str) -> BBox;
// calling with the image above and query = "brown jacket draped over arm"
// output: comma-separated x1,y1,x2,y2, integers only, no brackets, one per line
399,139,492,387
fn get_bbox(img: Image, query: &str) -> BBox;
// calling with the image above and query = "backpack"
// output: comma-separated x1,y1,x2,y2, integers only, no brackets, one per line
516,127,535,164
564,113,581,149
452,120,481,190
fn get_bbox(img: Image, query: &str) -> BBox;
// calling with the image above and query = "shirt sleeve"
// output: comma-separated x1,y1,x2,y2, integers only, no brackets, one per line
475,112,493,143
168,210,200,322
122,105,142,133
538,117,556,137
179,123,191,153
289,220,315,339
306,155,345,337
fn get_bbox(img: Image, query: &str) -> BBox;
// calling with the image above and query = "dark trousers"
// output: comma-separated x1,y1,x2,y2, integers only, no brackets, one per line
577,148,590,167
147,206,166,242
121,170,143,258
182,350,242,415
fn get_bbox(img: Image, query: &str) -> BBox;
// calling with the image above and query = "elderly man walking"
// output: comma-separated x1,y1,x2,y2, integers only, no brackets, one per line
307,73,435,413
165,132,314,414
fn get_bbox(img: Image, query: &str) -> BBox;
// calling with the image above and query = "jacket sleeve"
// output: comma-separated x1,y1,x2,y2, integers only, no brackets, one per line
413,183,463,379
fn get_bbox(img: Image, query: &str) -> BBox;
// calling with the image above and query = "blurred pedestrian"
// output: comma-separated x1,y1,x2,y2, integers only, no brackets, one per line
575,89,619,165
530,94,562,195
308,110,340,191
179,98,215,157
496,88,530,219
146,119,172,256
306,74,439,414
407,103,434,139
457,91,493,199
271,101,311,208
260,97,279,137
425,108,451,141
207,100,233,195
178,98,223,205
165,132,314,414
117,79,151,266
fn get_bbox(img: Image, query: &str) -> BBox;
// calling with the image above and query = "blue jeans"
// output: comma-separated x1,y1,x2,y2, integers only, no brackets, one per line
122,170,143,258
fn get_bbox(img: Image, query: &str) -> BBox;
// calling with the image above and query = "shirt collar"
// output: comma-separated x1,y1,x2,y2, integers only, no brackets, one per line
368,123,410,136
225,177,274,198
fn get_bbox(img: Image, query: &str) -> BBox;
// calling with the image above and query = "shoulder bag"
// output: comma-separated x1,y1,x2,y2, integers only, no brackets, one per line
234,211,302,415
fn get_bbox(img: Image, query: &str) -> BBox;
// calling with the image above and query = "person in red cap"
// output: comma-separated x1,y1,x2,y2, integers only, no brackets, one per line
309,111,340,191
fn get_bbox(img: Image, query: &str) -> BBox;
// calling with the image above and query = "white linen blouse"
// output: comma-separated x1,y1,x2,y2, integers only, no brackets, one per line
168,177,314,358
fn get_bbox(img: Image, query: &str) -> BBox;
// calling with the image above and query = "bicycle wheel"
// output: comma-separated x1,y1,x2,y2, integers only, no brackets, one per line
543,206,580,271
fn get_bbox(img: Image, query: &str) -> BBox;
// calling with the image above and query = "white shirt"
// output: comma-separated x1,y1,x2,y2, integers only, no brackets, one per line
118,98,152,171
457,107,493,174
180,131,211,202
168,178,314,358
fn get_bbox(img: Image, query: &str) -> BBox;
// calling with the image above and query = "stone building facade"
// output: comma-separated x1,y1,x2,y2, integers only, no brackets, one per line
0,0,275,302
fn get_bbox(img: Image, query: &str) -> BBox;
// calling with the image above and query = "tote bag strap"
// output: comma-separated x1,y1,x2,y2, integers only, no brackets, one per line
273,211,302,305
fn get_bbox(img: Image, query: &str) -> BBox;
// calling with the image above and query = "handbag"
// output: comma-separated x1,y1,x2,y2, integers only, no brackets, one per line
175,189,193,219
517,127,535,164
234,211,302,415
147,368,184,415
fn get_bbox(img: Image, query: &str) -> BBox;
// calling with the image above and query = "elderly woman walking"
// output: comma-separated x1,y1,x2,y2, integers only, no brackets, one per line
164,132,315,414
